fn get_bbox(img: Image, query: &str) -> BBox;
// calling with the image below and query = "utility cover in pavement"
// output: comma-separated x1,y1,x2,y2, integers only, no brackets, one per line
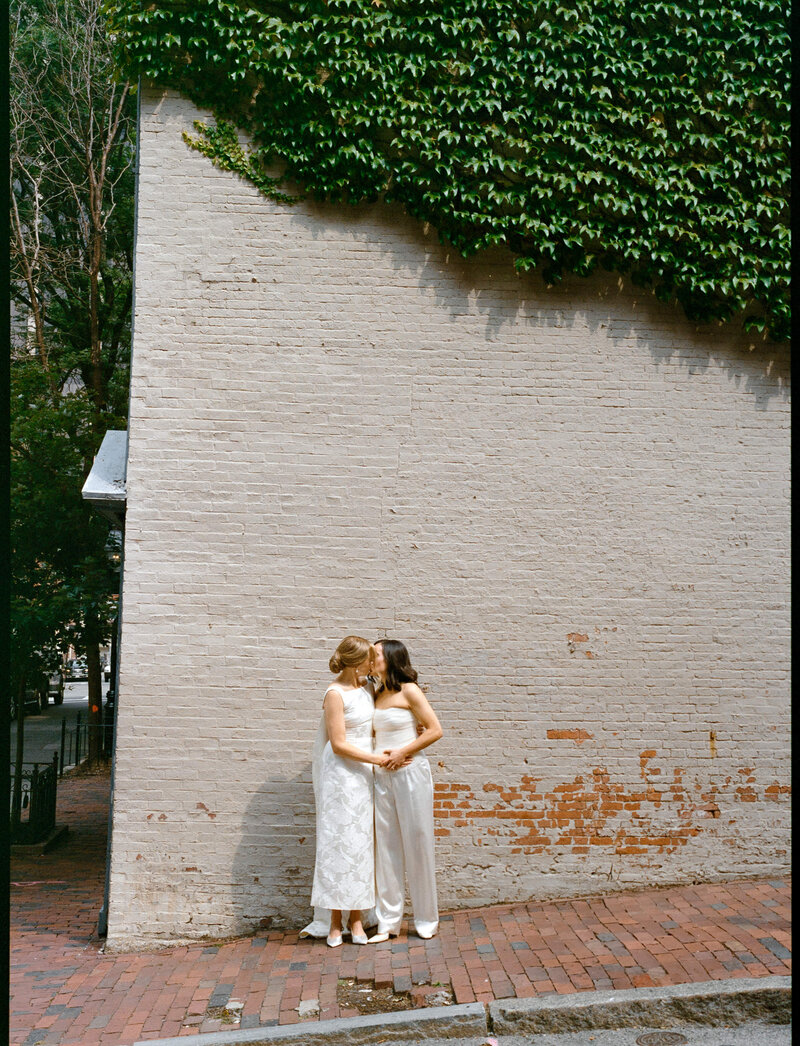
636,1034,690,1046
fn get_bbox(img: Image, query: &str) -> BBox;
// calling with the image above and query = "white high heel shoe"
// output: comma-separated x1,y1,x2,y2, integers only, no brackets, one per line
326,931,343,947
367,931,398,943
350,932,369,945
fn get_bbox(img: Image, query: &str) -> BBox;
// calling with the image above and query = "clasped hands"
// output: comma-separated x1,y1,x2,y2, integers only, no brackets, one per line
375,721,423,771
377,748,411,771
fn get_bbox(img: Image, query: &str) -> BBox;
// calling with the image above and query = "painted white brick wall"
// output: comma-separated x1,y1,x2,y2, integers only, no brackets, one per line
106,86,790,950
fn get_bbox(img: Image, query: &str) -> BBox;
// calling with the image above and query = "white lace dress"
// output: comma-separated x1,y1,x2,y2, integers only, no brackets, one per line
300,683,376,937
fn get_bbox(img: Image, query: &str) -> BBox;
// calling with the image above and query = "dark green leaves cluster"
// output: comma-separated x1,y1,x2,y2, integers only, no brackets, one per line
11,0,136,690
107,0,789,341
11,362,119,682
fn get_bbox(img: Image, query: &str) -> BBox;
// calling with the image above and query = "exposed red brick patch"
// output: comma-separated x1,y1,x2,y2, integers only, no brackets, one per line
435,754,789,851
547,729,594,744
435,761,700,855
566,633,589,643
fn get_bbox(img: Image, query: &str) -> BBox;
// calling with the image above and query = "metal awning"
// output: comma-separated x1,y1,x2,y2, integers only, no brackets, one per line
81,430,128,522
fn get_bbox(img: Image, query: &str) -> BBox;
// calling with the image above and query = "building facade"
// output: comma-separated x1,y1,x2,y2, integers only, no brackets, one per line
105,86,790,950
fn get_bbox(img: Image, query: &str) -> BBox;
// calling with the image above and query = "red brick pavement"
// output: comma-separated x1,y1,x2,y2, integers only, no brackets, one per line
11,767,791,1046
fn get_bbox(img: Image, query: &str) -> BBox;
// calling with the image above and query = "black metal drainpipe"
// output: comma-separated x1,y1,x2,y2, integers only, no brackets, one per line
97,519,124,939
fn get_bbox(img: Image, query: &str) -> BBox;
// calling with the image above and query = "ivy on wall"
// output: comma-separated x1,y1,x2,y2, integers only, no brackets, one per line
106,0,789,341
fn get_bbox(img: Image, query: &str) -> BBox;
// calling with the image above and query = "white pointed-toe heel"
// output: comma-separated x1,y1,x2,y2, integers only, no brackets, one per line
367,931,397,943
326,931,343,948
351,933,369,945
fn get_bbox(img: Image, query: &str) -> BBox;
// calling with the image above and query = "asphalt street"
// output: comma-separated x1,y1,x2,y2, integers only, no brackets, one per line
9,682,90,767
383,1025,791,1046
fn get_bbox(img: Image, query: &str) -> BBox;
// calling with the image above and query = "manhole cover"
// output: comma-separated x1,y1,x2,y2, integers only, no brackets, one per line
635,1034,689,1046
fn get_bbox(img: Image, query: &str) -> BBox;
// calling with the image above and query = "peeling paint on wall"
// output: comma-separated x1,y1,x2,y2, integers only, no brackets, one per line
433,753,791,859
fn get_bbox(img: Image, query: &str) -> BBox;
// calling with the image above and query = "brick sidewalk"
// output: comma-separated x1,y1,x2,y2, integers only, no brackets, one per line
11,767,791,1046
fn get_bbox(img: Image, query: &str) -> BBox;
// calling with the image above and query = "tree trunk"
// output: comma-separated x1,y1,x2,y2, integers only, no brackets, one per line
11,673,27,835
86,640,104,765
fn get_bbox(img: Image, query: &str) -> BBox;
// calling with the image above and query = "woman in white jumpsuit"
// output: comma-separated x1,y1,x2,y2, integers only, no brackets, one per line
368,639,443,942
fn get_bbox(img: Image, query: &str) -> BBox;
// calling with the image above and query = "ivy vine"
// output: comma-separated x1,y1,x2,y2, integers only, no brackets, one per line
105,0,790,342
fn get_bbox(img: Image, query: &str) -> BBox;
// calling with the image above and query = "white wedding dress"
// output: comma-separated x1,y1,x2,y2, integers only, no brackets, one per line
300,682,377,938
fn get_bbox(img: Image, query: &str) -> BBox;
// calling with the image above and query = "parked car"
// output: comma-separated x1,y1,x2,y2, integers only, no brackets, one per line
67,657,88,680
47,671,64,706
10,690,41,718
11,675,49,718
33,671,63,711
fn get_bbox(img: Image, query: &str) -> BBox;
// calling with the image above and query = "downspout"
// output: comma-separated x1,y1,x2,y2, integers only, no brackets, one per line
97,79,142,940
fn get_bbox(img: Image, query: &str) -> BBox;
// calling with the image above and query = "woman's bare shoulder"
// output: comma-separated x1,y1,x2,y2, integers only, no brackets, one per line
401,681,427,702
323,684,344,705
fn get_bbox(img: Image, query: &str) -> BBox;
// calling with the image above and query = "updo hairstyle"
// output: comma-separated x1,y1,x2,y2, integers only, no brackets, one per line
329,635,373,674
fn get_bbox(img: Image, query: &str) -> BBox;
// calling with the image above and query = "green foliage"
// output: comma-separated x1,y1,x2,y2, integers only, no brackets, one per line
183,119,301,203
10,362,118,686
10,0,136,686
106,0,789,341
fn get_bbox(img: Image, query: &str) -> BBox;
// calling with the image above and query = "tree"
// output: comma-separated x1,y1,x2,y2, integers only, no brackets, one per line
10,0,135,776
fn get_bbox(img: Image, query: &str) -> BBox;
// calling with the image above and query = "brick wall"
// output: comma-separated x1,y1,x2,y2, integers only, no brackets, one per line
105,86,791,950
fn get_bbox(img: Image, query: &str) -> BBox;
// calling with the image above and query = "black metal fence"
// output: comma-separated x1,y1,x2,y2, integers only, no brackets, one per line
10,699,116,843
10,754,58,844
59,711,88,774
55,704,114,774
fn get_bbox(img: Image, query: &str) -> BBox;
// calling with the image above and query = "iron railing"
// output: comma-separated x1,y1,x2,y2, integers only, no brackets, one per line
56,705,114,774
59,711,88,774
10,754,58,843
10,698,116,843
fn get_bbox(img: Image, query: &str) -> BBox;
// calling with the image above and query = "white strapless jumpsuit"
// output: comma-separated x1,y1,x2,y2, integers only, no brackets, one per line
373,706,439,938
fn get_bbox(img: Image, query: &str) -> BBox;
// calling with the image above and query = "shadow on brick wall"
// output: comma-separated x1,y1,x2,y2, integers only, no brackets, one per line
288,196,789,411
232,766,318,933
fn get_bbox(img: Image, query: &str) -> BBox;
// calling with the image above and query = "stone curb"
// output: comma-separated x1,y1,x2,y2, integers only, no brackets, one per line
133,976,791,1046
132,1001,487,1046
489,976,792,1035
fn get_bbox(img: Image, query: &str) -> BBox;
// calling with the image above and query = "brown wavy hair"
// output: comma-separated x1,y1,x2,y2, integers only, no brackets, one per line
374,638,418,694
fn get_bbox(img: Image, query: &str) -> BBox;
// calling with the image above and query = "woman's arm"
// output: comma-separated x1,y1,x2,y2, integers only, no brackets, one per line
325,691,388,766
382,683,443,770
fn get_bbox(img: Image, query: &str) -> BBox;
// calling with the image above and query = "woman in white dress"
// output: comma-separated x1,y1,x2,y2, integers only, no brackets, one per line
369,639,443,942
301,636,391,947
